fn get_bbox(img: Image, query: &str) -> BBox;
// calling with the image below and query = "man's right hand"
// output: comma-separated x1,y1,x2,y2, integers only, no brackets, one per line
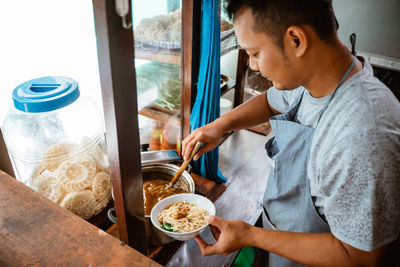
181,119,228,161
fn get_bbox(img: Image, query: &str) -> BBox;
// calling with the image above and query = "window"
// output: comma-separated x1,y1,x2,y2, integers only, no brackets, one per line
0,0,101,126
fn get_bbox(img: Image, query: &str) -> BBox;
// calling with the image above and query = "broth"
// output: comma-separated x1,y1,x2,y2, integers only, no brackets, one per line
143,179,187,215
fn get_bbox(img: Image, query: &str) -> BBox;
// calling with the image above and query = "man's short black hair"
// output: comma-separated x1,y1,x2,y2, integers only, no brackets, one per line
226,0,338,49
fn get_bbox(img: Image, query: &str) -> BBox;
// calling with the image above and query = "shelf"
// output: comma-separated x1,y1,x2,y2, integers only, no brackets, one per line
139,76,231,126
139,105,180,127
134,30,238,65
147,103,179,116
135,46,180,65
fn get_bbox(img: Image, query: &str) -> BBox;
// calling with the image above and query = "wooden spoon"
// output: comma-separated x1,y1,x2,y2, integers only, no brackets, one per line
170,141,203,187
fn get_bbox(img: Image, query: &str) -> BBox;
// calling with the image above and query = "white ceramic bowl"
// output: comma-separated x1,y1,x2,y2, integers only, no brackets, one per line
150,193,216,241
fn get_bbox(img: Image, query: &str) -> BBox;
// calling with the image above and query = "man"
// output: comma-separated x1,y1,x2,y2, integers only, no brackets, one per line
182,0,400,266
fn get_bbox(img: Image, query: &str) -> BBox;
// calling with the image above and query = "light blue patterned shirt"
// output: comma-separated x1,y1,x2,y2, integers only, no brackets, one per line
267,58,400,251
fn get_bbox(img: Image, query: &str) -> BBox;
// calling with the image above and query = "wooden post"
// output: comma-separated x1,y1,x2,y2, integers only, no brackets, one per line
92,0,147,254
233,49,249,108
181,0,201,140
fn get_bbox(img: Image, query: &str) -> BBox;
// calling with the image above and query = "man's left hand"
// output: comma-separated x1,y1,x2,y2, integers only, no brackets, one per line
194,215,253,256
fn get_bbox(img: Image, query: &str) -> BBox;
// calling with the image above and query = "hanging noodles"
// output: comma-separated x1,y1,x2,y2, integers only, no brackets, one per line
134,8,232,44
134,9,182,43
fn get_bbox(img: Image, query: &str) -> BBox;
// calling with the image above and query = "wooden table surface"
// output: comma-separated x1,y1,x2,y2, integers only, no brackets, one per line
0,128,271,267
0,170,160,267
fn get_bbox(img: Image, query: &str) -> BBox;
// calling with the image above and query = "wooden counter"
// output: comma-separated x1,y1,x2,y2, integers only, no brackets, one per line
0,170,160,267
0,129,271,266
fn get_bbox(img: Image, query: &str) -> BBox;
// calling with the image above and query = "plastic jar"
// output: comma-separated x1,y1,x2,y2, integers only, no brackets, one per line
2,76,111,220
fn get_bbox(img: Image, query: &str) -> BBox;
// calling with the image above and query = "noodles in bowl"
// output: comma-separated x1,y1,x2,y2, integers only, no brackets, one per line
158,201,209,233
150,193,216,241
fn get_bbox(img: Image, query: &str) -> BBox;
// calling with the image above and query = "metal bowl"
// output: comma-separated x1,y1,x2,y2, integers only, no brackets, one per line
108,163,195,246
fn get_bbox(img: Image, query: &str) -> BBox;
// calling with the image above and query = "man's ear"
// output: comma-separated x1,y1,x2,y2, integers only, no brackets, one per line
284,25,308,57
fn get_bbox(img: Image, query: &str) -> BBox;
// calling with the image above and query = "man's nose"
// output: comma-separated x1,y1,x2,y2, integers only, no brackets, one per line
249,57,259,71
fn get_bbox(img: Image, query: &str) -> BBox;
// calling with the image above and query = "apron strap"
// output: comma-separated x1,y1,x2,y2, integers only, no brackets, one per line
317,56,357,124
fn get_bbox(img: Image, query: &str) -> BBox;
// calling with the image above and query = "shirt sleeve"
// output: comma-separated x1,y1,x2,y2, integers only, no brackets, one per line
318,129,400,251
267,86,305,114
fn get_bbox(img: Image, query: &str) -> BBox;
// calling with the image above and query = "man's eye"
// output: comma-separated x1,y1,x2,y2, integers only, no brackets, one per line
251,53,259,58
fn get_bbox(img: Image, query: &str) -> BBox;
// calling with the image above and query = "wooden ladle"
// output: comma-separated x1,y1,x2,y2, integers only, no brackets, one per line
169,141,203,188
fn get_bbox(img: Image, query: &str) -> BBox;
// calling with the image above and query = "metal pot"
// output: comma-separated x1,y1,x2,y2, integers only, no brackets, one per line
108,163,195,246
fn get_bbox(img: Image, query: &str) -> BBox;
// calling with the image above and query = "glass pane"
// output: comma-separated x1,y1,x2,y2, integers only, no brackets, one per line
132,0,182,154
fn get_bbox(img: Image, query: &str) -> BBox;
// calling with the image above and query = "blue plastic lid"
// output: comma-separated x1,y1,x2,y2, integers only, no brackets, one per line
12,76,80,113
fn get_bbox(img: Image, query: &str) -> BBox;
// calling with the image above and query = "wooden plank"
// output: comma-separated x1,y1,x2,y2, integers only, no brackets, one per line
206,183,227,203
191,172,216,195
135,47,180,65
0,170,160,267
92,0,147,253
106,223,120,239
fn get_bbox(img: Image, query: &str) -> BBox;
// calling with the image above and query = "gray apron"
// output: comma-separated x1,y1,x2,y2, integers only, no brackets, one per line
262,56,357,267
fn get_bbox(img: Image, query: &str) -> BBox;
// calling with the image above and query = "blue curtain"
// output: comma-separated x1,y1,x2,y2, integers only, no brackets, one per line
190,0,226,183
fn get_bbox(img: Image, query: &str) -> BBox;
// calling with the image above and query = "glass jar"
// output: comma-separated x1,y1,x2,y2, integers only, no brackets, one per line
2,76,111,220
160,123,179,151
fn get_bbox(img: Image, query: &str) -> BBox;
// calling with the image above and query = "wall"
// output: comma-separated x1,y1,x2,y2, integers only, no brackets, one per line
333,0,400,61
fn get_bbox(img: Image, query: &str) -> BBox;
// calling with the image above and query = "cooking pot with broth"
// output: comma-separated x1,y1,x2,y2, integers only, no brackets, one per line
109,163,195,246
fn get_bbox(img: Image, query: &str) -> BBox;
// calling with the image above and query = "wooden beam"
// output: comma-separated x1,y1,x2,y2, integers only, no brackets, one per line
181,0,201,140
135,47,180,65
92,0,147,254
233,49,248,108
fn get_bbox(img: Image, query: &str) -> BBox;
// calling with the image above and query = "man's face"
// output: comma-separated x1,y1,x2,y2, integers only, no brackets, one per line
233,8,300,90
